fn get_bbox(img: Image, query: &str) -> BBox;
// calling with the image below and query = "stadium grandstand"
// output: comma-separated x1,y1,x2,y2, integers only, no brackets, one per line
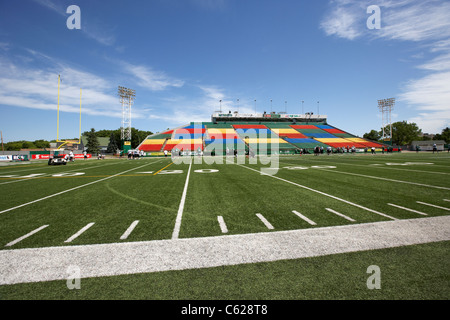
137,112,387,156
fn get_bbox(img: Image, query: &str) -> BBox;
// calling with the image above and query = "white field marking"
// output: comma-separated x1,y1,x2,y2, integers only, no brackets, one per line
416,201,450,211
65,223,95,243
316,168,450,191
387,203,427,216
325,208,356,222
5,225,49,247
292,210,317,225
0,160,163,216
238,164,397,221
284,158,450,175
256,213,274,230
0,161,126,186
2,216,449,285
120,220,140,240
444,199,450,202
217,216,228,233
171,159,193,240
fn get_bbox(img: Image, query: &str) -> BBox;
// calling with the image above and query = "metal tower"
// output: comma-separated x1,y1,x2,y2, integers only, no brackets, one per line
118,86,136,143
378,98,395,144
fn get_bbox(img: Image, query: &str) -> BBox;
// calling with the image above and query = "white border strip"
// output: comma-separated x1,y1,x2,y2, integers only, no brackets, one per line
171,159,193,240
5,225,49,247
2,216,449,285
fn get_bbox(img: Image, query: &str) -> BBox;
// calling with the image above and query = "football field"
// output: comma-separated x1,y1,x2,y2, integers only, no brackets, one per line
0,152,449,300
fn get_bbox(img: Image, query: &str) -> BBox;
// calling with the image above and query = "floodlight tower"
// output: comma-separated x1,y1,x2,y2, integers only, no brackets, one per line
378,98,395,145
118,86,136,152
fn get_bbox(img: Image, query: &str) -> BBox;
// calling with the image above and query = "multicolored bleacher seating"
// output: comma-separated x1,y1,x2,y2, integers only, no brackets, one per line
138,121,387,155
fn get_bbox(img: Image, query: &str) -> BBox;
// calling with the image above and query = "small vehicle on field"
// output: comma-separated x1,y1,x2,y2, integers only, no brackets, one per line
48,154,67,165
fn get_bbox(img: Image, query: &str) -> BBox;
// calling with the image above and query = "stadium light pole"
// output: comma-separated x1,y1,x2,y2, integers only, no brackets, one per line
237,99,239,113
79,88,82,143
317,101,320,115
254,99,256,114
270,99,273,113
285,101,287,113
118,86,136,144
302,100,304,114
57,74,60,142
219,99,222,113
378,98,395,144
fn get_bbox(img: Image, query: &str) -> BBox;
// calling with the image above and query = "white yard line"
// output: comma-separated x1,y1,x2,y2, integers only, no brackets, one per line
120,220,140,240
238,164,397,221
1,216,449,285
171,159,193,240
217,216,228,234
5,225,49,247
256,213,274,230
387,203,428,216
64,223,95,243
0,161,127,186
325,208,356,222
0,160,163,216
315,168,450,191
292,210,316,225
416,201,450,211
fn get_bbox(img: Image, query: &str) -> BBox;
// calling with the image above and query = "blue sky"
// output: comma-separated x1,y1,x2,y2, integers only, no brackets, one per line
0,0,449,142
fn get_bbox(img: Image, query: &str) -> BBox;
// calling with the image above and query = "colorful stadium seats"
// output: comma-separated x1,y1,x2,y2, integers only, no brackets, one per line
138,121,388,155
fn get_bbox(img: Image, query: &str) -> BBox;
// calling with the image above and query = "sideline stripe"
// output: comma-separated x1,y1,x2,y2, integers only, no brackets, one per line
171,159,193,240
0,160,163,215
256,213,274,230
238,164,397,221
3,216,448,285
153,162,173,175
217,216,228,233
120,220,140,240
387,203,428,216
416,201,450,211
444,199,450,202
325,208,356,222
5,225,49,247
292,210,316,225
65,223,95,243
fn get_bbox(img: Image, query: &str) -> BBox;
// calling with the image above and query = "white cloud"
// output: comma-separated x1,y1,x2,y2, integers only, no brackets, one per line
0,53,126,119
120,62,185,91
321,0,450,133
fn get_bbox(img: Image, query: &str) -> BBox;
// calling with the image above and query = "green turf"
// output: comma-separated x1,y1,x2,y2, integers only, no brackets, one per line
0,152,449,300
1,241,448,300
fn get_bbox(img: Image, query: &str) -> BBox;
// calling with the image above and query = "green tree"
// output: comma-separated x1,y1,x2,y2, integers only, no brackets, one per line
85,128,100,154
382,121,422,145
106,132,119,154
363,130,381,142
434,127,450,143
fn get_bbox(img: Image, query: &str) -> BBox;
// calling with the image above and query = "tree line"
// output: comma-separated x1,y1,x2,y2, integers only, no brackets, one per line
363,121,449,146
2,128,153,152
